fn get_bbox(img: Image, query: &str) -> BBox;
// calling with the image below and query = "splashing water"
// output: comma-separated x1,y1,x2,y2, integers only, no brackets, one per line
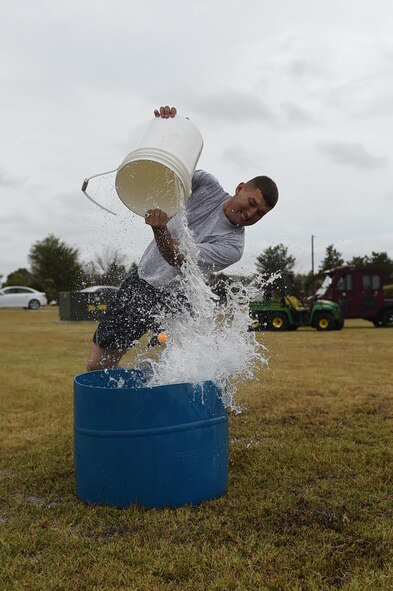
131,199,269,411
108,374,126,388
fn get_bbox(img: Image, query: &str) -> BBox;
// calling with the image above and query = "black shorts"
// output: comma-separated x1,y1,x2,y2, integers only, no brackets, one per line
92,271,183,351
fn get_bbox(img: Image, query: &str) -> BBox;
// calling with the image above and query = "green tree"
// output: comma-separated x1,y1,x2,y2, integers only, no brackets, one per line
369,252,393,283
347,251,393,283
255,243,296,276
318,244,344,272
2,267,36,288
293,271,316,298
83,248,137,287
28,234,82,302
346,255,369,268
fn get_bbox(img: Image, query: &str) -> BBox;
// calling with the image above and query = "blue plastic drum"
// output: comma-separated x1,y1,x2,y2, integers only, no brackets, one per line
74,369,228,508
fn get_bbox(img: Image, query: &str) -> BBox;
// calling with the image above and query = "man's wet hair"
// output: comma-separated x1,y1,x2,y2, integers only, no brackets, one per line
246,176,279,209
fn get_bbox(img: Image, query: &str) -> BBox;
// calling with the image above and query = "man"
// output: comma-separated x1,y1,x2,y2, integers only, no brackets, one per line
87,105,279,371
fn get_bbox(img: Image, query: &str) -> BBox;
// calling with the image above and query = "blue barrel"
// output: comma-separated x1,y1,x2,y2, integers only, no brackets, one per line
74,369,228,508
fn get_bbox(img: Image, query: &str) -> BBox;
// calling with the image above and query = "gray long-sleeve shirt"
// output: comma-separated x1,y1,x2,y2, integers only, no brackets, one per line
137,170,245,288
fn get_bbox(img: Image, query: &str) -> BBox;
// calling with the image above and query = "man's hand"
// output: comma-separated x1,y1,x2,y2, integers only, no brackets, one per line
144,208,169,229
154,106,177,118
144,208,185,267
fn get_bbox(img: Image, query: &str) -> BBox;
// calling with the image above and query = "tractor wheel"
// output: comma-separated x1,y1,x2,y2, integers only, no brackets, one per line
248,317,260,331
248,314,269,331
268,312,289,331
258,314,270,331
315,313,334,331
334,319,344,330
372,319,382,327
381,309,393,327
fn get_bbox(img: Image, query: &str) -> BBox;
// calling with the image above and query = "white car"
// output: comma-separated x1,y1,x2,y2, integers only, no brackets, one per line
0,286,48,309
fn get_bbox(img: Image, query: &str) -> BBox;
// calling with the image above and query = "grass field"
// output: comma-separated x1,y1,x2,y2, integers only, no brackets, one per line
1,308,392,591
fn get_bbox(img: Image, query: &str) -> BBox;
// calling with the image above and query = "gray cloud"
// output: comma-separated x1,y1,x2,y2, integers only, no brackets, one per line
365,94,393,118
281,102,314,126
222,146,264,172
0,212,30,226
318,141,388,170
1,1,393,278
188,92,276,125
0,169,19,187
286,58,320,79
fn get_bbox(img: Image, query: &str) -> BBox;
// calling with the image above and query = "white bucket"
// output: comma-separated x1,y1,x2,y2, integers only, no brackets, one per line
115,116,203,217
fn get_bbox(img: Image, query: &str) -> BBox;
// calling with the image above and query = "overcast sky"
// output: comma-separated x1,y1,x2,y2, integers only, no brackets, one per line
1,0,392,281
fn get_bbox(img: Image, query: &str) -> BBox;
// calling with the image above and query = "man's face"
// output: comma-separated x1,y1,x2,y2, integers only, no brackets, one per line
225,183,272,227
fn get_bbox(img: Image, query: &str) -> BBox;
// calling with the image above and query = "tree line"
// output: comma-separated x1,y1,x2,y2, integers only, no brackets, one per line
1,235,392,302
0,235,137,303
253,243,393,296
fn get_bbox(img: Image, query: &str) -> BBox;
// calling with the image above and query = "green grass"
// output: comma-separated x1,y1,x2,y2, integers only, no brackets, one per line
1,308,392,590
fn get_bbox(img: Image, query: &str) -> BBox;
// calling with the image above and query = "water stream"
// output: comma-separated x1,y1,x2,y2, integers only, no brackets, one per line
128,200,269,410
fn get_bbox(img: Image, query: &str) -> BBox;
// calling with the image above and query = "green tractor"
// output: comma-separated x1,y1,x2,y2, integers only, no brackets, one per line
249,273,344,332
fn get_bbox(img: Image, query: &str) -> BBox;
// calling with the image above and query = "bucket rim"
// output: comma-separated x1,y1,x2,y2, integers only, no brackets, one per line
73,369,224,393
115,148,192,196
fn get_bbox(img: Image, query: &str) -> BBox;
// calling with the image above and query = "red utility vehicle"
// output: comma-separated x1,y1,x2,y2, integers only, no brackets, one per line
312,266,393,327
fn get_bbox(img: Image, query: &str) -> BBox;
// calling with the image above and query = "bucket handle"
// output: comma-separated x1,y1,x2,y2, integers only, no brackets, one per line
81,168,118,216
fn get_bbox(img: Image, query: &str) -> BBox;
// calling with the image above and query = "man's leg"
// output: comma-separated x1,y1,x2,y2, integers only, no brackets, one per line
85,271,173,372
86,342,125,372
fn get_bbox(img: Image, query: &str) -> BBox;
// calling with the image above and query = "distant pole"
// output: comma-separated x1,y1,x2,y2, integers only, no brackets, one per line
311,235,315,277
311,235,315,295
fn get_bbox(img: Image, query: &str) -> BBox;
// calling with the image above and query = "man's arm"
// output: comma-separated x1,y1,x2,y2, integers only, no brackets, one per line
145,209,185,268
143,105,185,267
